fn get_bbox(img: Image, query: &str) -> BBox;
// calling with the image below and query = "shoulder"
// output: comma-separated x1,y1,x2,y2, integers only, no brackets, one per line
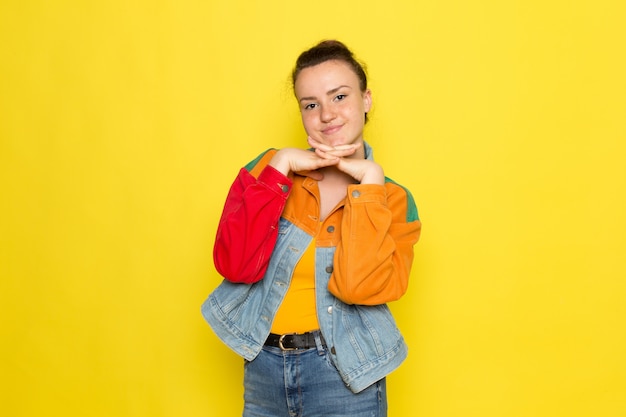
384,177,420,222
243,148,278,178
363,142,419,222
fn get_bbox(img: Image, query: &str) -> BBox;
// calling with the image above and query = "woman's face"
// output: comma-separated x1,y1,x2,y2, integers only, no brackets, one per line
294,60,372,149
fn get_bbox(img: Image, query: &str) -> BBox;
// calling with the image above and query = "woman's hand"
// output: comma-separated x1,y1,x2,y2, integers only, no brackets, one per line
268,147,339,180
269,138,384,185
308,137,385,185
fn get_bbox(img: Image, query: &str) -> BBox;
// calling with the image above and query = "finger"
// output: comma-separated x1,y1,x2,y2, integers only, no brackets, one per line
331,144,359,151
315,148,340,160
315,147,357,159
314,153,341,165
308,136,334,152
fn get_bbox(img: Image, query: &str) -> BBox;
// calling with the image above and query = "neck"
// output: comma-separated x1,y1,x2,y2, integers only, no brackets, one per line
319,166,358,184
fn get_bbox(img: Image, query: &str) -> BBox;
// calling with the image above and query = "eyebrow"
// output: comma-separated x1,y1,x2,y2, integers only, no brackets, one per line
298,85,352,103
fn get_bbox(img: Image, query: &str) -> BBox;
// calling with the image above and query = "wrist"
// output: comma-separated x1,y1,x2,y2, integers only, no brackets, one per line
360,164,384,185
269,150,291,176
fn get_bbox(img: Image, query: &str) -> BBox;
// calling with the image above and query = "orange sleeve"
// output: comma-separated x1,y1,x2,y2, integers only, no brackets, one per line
327,183,421,305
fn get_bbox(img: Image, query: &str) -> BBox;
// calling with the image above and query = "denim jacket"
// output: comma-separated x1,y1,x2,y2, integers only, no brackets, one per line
202,142,421,393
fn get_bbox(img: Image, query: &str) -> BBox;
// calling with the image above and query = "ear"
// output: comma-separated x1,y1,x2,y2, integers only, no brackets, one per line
362,89,372,113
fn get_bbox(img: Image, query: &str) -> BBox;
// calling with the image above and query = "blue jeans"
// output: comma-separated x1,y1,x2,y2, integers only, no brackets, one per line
243,334,387,417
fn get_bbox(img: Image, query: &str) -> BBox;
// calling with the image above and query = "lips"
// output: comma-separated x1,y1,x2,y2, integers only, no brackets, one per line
322,124,343,135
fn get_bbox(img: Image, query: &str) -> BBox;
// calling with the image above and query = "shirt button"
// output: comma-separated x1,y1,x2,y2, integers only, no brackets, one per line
325,265,333,273
327,306,333,314
351,190,361,198
280,184,289,193
326,225,335,233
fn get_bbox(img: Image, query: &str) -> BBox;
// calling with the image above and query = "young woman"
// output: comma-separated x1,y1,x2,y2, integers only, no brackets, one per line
202,40,422,417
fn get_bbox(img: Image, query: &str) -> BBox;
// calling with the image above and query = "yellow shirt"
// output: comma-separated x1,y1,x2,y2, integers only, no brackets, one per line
270,239,319,334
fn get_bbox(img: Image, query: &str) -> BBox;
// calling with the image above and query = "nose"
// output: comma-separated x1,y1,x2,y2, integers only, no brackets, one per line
320,105,336,123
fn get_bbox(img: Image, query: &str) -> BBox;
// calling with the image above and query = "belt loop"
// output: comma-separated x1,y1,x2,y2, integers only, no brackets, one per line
313,331,326,355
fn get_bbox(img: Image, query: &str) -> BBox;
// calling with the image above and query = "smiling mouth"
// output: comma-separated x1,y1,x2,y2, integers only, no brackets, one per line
322,124,342,135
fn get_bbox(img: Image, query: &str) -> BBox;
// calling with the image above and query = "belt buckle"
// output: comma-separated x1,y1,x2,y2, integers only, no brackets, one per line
278,333,298,351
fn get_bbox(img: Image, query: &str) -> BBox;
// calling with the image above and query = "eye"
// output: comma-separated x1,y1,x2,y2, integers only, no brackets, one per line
304,103,318,110
335,94,346,101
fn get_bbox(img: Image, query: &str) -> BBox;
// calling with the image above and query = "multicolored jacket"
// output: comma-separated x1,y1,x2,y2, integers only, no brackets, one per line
202,142,421,393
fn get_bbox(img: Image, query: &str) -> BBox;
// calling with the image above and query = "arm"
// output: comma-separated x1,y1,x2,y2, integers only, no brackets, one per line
328,183,421,305
213,156,292,284
214,144,353,283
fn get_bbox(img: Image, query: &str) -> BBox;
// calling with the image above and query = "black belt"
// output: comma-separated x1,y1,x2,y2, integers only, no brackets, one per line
265,331,325,351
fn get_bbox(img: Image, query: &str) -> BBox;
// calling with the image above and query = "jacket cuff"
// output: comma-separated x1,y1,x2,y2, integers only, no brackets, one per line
347,184,387,204
257,164,293,196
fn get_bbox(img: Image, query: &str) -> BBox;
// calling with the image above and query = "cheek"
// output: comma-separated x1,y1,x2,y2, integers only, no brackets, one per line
300,112,316,130
343,106,360,122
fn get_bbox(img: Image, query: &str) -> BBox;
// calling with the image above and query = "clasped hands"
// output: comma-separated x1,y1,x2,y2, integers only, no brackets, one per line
269,137,384,185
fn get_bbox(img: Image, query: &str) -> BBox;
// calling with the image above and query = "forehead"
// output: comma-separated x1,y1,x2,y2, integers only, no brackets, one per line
294,60,360,98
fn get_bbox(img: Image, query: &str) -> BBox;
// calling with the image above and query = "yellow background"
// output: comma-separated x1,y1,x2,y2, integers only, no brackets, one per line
1,1,625,416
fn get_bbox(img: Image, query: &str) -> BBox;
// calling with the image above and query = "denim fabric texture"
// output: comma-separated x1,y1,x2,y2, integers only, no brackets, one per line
243,336,387,417
201,217,408,393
